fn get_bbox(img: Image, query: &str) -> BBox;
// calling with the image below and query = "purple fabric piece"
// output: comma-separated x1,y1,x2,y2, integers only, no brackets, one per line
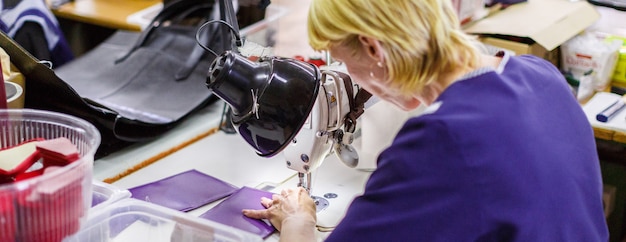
129,169,238,212
199,186,276,238
91,193,107,207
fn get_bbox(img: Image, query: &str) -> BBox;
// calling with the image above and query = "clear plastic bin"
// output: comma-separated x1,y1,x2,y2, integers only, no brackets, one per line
0,109,101,242
64,198,263,242
92,180,131,211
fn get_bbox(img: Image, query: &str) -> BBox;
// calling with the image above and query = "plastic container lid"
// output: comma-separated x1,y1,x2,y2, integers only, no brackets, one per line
92,180,131,211
64,198,263,242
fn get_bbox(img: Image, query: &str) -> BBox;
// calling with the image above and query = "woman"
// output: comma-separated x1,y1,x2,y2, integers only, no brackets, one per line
243,0,609,241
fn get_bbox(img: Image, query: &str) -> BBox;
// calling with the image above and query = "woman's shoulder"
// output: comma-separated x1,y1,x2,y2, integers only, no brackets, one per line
509,54,562,74
391,106,463,148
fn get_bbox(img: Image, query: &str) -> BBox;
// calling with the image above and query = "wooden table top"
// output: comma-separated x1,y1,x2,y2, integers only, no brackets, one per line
51,0,161,31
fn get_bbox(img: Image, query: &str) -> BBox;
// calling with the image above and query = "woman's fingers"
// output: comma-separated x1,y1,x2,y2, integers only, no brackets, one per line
261,197,274,208
246,196,282,219
242,208,269,219
243,188,316,233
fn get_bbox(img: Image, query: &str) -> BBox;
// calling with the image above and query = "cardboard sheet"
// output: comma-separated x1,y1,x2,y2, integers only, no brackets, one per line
464,0,600,51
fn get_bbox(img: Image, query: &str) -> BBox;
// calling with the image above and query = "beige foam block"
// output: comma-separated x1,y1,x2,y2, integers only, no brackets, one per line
0,141,39,174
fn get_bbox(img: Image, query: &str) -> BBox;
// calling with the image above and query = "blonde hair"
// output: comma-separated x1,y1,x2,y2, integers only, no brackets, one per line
308,0,482,96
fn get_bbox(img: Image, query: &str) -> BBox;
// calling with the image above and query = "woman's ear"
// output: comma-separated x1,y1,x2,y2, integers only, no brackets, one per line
358,35,385,63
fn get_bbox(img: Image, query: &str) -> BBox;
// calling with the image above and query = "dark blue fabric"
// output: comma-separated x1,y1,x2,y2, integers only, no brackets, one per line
0,0,73,67
326,55,608,242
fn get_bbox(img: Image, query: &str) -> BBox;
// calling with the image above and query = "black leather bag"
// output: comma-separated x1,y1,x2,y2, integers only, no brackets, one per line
0,0,241,157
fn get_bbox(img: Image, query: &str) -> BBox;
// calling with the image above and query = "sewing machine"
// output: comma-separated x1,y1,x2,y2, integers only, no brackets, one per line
204,51,378,232
200,0,380,232
206,51,370,193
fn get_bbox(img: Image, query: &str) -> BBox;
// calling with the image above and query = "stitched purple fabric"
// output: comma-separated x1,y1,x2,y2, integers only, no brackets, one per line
129,169,238,212
199,186,276,238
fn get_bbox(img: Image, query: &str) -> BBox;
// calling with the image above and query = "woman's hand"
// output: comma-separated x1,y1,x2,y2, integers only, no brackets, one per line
243,187,317,241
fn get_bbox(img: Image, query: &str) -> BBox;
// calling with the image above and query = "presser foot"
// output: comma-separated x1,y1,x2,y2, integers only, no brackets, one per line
297,172,329,212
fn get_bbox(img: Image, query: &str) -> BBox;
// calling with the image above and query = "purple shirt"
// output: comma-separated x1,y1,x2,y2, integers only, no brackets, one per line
327,54,609,241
